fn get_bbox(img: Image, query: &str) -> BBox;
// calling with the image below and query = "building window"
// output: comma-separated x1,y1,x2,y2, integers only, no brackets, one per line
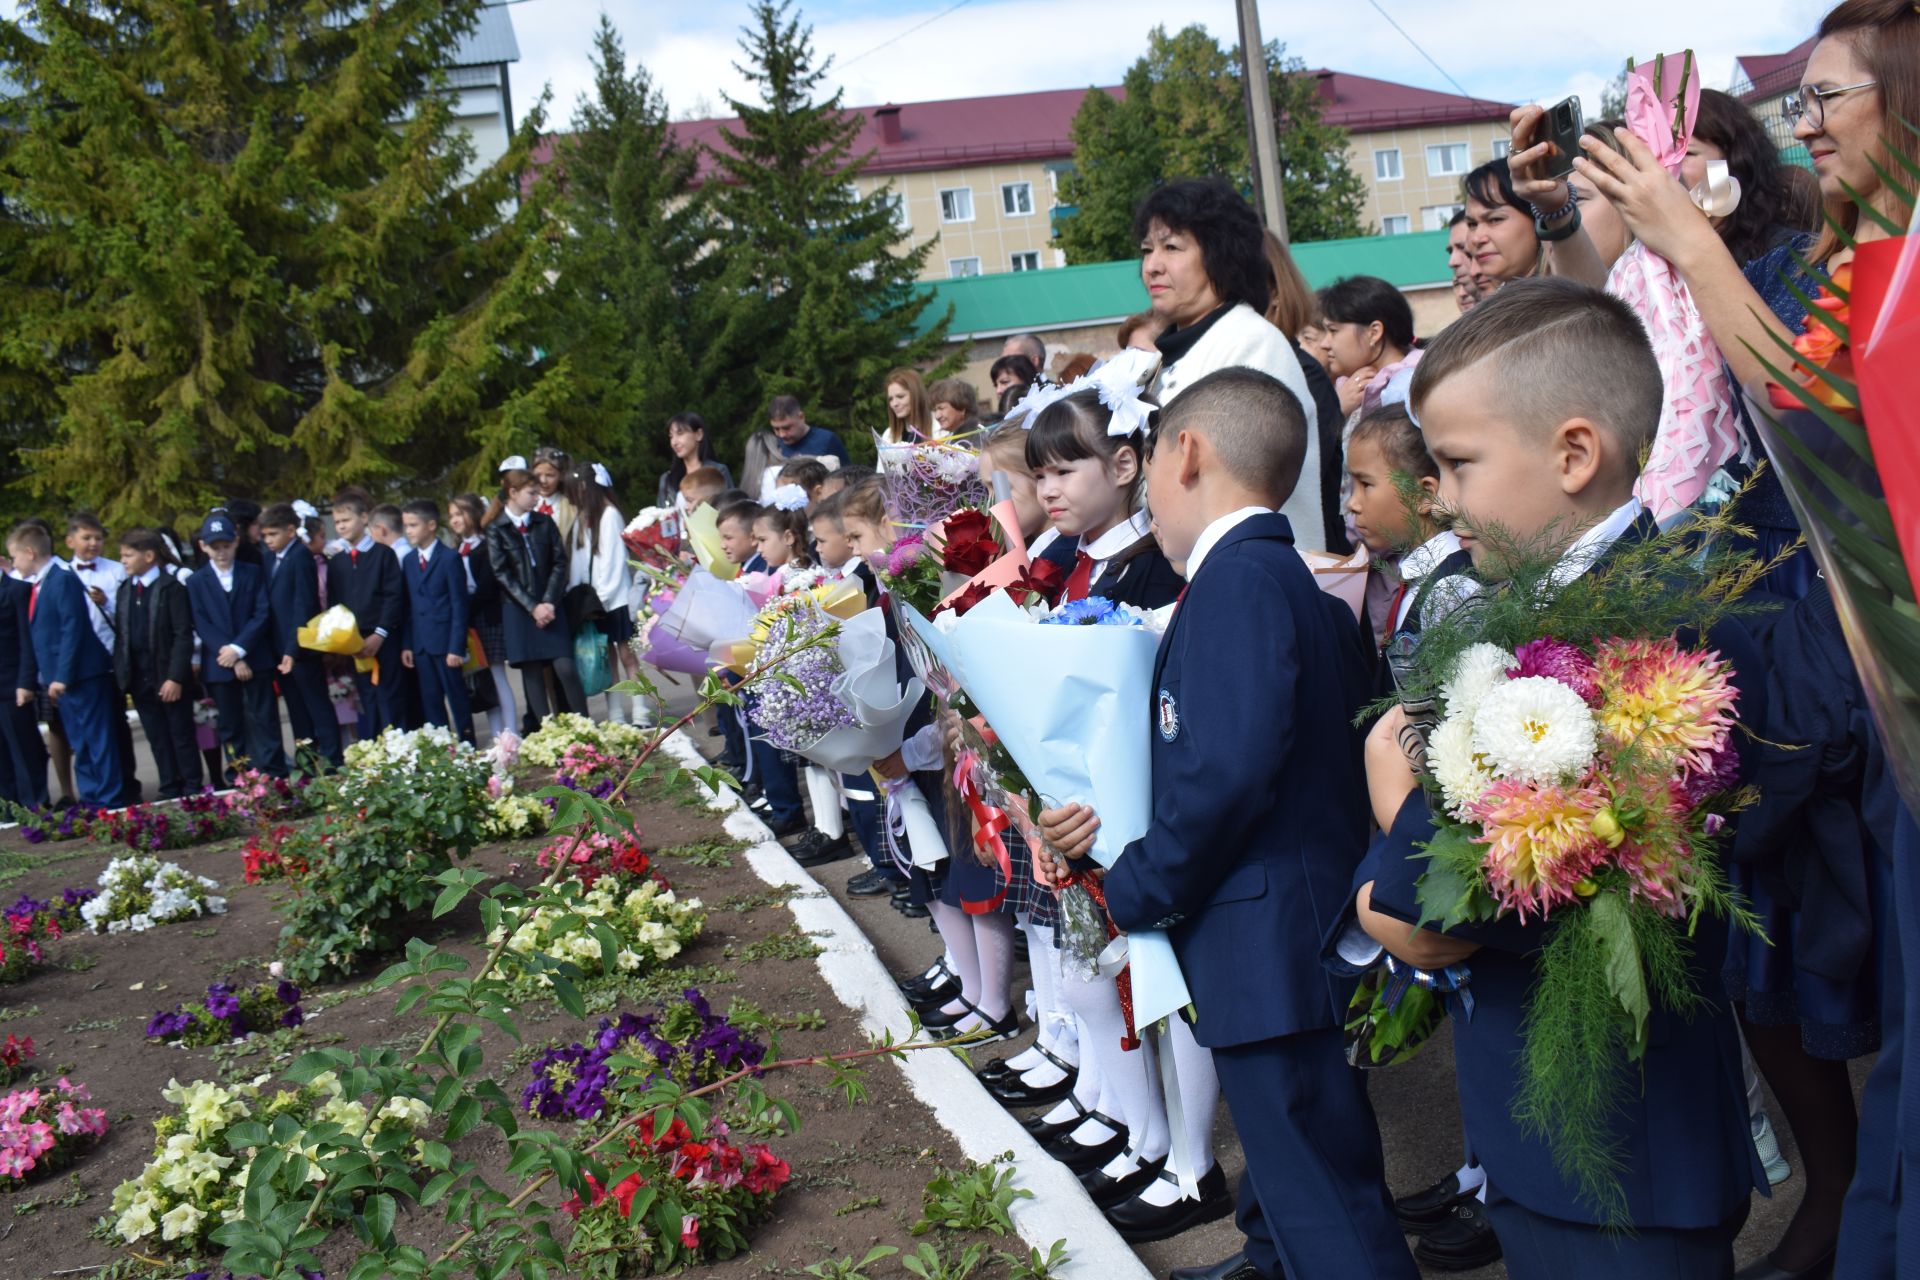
1422,203,1465,230
1382,215,1412,235
1374,148,1403,181
938,187,974,223
1001,182,1035,216
948,257,982,279
885,191,908,231
1490,138,1510,160
1426,143,1469,176
1011,251,1040,272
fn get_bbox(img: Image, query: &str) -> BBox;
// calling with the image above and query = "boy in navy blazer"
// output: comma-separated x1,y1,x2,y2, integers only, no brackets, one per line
1346,280,1765,1278
1040,369,1417,1280
259,503,342,767
398,500,472,741
6,521,123,809
113,529,202,799
187,512,287,779
0,573,48,810
325,488,406,735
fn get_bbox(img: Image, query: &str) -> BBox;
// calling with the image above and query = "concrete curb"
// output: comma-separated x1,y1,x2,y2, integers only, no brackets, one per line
661,730,1153,1280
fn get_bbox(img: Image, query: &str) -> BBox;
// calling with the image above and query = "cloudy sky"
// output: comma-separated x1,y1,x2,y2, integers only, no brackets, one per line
506,0,1828,129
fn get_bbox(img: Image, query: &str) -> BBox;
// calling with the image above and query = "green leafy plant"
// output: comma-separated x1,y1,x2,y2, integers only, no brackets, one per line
911,1157,1031,1237
901,1241,992,1280
1000,1239,1071,1280
805,1244,899,1280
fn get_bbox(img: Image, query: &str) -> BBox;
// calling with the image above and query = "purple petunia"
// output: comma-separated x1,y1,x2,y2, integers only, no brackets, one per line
204,984,242,1022
146,1009,194,1039
523,990,765,1123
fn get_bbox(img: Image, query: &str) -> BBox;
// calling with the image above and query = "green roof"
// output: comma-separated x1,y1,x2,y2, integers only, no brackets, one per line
919,229,1453,339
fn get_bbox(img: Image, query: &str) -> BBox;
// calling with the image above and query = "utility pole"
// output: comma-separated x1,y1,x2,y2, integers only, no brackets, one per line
1235,0,1289,244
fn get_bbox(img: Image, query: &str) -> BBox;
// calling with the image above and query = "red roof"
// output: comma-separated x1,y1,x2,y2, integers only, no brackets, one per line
668,86,1113,182
1303,69,1515,131
1735,36,1816,102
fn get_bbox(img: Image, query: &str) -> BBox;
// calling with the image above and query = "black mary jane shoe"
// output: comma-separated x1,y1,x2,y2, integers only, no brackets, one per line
1020,1095,1088,1143
976,1057,1017,1083
1080,1151,1168,1209
916,996,983,1031
1041,1117,1130,1173
930,1007,1021,1045
1412,1198,1503,1272
1394,1171,1472,1233
986,1046,1077,1108
1104,1163,1232,1244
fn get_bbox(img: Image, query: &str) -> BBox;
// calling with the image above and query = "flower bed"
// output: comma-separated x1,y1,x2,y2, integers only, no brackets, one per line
521,713,649,769
493,877,703,989
523,989,765,1123
0,1077,107,1183
1,886,93,981
79,856,225,934
147,976,304,1046
533,829,652,891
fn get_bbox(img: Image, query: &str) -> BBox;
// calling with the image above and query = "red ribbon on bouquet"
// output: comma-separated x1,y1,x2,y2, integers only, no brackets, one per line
1065,871,1139,1051
953,748,1011,915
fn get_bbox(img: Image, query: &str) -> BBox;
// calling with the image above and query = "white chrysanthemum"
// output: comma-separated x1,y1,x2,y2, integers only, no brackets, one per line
1441,642,1513,717
1471,676,1598,783
1428,713,1493,817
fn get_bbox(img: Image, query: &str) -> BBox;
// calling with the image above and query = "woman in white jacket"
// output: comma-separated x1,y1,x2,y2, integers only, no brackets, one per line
1137,179,1326,552
564,464,639,723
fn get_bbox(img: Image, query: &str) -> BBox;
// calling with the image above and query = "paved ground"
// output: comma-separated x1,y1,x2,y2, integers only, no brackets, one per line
86,699,1861,1280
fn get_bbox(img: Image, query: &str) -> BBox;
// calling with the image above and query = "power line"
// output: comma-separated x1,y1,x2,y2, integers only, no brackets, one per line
1364,0,1479,102
837,0,974,71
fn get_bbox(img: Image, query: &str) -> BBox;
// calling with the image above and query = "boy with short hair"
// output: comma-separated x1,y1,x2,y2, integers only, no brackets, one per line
369,504,406,557
114,529,202,799
1039,367,1416,1280
187,512,286,779
398,499,472,740
775,458,831,507
8,521,124,809
716,501,767,576
809,492,855,577
678,469,728,512
1349,278,1763,1277
0,569,47,810
259,503,342,767
325,489,406,735
66,511,141,803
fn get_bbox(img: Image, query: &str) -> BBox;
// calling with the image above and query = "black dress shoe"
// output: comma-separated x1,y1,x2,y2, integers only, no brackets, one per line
1413,1198,1503,1272
899,960,952,997
1021,1102,1087,1143
892,889,929,918
1168,1253,1257,1280
987,1068,1077,1110
1042,1120,1130,1173
1080,1153,1167,1208
1105,1164,1232,1244
977,1057,1017,1083
767,813,809,839
1734,1250,1836,1280
916,996,982,1030
930,1007,1021,1045
791,829,854,866
847,867,899,896
907,977,962,1011
1395,1171,1470,1232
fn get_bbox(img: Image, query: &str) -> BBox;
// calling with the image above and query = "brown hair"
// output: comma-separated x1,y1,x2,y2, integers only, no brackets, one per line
447,493,488,536
839,475,888,528
331,486,373,517
883,368,934,441
982,422,1034,478
485,469,538,526
753,506,814,570
1348,404,1437,484
927,377,978,417
1262,230,1317,336
1116,311,1160,348
1056,353,1096,383
678,468,727,504
1812,0,1920,262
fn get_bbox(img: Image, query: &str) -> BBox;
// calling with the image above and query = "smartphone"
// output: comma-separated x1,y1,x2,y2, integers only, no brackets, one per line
1542,94,1584,178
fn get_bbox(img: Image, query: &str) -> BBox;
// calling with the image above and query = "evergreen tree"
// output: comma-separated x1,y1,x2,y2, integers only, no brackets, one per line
705,0,953,451
1056,24,1368,265
0,0,567,527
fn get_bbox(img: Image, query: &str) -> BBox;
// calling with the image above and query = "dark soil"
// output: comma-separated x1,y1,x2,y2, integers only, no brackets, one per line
0,763,998,1279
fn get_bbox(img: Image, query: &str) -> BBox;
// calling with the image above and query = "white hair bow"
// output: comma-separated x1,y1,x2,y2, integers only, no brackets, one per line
498,455,528,473
291,500,319,521
591,462,613,488
770,484,811,512
1084,348,1161,437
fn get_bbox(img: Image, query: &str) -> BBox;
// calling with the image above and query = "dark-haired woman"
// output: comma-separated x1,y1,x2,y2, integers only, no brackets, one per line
1461,160,1544,289
1317,276,1419,423
1135,177,1326,551
989,354,1039,414
657,413,733,509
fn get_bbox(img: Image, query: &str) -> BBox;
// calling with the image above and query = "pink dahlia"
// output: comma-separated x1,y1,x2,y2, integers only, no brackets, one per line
1508,638,1601,706
1592,637,1739,775
1470,777,1609,921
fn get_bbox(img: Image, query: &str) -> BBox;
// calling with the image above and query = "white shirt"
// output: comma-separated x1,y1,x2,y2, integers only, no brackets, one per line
412,539,435,567
1550,497,1644,589
210,565,245,657
387,537,409,565
66,555,125,651
1079,509,1153,585
569,505,634,612
458,536,482,594
133,566,161,589
1183,506,1274,581
1392,530,1464,633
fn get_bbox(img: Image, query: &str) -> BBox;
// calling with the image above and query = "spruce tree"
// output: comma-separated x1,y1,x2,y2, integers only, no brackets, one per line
705,0,953,451
0,0,567,527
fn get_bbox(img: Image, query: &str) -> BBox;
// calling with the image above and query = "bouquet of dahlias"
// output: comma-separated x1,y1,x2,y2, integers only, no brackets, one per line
1378,513,1773,1223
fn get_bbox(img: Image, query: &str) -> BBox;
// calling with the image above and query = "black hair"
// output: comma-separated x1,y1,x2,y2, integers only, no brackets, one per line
1131,177,1272,316
401,498,440,524
767,394,802,420
831,464,876,488
714,488,753,508
716,499,762,531
1024,387,1146,509
562,465,611,554
1317,276,1417,356
65,510,104,535
119,527,167,557
1462,159,1527,213
1448,208,1468,228
663,412,720,497
259,503,300,529
777,458,830,492
811,489,848,526
1348,404,1437,483
989,354,1038,389
1692,88,1800,267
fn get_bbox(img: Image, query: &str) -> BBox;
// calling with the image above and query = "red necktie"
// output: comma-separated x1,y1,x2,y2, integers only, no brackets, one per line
135,581,146,600
538,500,553,515
418,553,428,572
349,548,359,565
27,582,38,620
459,543,471,557
1383,581,1410,648
1176,584,1188,605
1063,551,1095,603
75,561,94,571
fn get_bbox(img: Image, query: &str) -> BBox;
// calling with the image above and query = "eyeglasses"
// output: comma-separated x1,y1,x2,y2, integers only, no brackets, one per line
1782,80,1878,128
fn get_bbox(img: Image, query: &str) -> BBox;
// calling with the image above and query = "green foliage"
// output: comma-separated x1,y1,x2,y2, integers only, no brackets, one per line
1056,25,1368,265
704,1,957,449
1000,1239,1072,1280
0,0,568,528
911,1157,1031,1237
902,1241,992,1280
805,1243,899,1280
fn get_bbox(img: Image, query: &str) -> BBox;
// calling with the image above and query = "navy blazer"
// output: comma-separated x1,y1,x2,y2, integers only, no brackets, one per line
327,543,406,642
265,545,323,663
112,572,195,689
1087,535,1185,611
186,562,271,685
402,544,469,657
1103,513,1372,1048
0,577,37,694
28,567,113,687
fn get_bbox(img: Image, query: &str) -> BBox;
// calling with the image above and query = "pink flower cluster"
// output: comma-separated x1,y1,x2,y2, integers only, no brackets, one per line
0,1078,106,1181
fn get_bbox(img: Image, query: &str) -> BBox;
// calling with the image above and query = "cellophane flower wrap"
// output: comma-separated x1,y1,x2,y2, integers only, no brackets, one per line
1385,512,1773,1224
876,435,987,533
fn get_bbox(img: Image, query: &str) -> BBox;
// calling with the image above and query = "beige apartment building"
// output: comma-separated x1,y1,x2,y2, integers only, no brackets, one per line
663,74,1515,282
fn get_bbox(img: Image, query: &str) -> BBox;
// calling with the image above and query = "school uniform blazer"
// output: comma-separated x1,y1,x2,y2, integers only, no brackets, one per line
485,513,569,614
401,545,469,657
266,545,324,664
186,563,271,685
326,543,406,643
1102,513,1371,1048
112,573,195,689
27,567,113,687
461,540,502,626
1087,536,1185,610
0,577,37,693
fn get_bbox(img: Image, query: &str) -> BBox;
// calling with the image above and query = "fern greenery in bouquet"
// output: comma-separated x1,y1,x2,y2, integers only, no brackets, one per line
1381,509,1783,1223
